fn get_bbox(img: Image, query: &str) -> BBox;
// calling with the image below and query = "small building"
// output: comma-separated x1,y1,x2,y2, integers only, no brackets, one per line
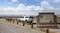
36,12,57,28
57,16,60,23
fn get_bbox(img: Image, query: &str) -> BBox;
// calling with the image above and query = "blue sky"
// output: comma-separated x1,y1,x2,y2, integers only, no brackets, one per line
45,0,60,8
0,0,60,16
0,0,43,7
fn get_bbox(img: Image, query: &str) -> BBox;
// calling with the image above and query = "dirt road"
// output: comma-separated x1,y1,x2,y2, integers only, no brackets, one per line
0,19,45,33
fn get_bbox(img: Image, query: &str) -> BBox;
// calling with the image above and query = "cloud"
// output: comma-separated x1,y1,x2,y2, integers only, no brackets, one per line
45,0,60,3
11,0,18,3
0,0,60,16
41,1,60,14
16,4,42,16
0,3,42,16
41,1,54,10
54,0,60,3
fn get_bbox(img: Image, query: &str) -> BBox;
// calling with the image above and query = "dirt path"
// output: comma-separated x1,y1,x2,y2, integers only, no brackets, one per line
0,19,45,33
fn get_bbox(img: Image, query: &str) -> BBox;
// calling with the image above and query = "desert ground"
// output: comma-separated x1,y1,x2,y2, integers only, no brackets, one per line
0,19,60,33
0,19,45,33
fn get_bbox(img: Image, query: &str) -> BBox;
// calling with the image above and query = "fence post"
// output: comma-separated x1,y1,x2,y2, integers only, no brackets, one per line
23,21,25,26
17,20,19,24
46,29,49,33
31,23,33,29
13,20,14,23
10,20,11,23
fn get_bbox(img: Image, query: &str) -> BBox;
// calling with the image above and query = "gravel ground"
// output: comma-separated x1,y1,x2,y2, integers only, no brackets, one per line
49,24,60,33
49,29,60,33
0,19,45,33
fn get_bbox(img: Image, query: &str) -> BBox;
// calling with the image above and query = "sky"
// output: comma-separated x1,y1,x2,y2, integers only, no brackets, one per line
0,0,60,16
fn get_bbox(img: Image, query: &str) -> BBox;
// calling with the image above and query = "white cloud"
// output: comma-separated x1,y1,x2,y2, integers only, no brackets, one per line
41,1,54,10
41,1,60,14
16,4,42,16
16,4,26,11
45,0,60,3
0,3,42,16
27,5,43,11
1,0,60,16
54,0,60,3
11,0,18,3
16,3,42,12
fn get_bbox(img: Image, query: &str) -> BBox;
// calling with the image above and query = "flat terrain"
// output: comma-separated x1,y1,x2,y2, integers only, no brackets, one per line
0,19,60,33
49,29,60,33
0,19,44,33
